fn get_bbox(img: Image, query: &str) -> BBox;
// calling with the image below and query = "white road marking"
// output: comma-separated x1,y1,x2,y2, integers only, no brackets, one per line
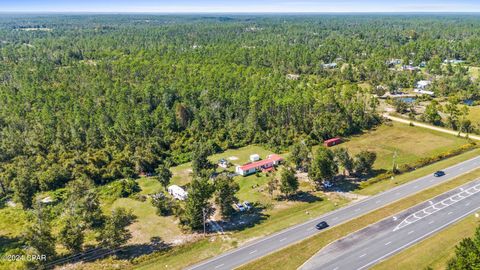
466,202,471,206
215,264,224,269
279,238,287,242
394,183,480,231
428,221,434,225
307,227,314,231
385,241,392,246
408,231,414,235
375,200,381,204
332,217,339,221
355,209,361,212
249,250,257,255
359,254,367,258
333,267,339,270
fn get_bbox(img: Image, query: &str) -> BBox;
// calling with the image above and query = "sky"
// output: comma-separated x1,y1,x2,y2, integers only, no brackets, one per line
1,0,480,13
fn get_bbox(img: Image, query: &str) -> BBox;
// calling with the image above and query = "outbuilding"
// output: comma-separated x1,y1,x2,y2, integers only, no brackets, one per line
249,154,260,162
324,137,342,147
167,185,188,200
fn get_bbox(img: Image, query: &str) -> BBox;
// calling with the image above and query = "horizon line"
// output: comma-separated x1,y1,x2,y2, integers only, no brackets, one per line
2,11,480,15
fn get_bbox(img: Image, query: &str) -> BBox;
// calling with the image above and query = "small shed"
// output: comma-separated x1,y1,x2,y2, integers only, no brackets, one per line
324,137,342,147
250,154,260,162
167,185,188,201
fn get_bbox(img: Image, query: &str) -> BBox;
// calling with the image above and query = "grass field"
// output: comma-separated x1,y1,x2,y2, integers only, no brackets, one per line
466,105,480,124
327,122,469,172
372,215,480,270
238,167,480,270
469,66,480,80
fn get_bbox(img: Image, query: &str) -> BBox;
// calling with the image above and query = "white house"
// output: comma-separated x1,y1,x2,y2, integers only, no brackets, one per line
236,154,284,176
322,63,337,69
416,80,432,89
414,89,435,96
167,185,188,200
444,59,465,64
249,154,260,162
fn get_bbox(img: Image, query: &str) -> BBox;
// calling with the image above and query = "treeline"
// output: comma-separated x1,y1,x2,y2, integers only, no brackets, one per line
0,15,385,207
2,14,480,206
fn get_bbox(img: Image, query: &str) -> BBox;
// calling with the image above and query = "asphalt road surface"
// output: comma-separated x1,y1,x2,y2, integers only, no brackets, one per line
301,179,480,270
187,155,480,270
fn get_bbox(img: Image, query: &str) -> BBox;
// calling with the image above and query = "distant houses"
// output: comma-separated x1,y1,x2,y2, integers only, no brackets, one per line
402,65,419,71
387,59,402,67
413,80,434,96
322,63,337,69
235,154,284,176
286,74,300,80
416,80,432,89
444,59,465,64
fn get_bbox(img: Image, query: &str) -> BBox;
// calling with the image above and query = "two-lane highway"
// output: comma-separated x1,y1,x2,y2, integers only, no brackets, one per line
187,155,480,270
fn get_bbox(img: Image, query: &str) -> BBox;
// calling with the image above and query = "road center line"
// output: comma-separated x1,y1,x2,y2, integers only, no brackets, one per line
384,241,392,246
359,254,367,258
279,238,287,242
214,264,224,269
249,250,257,255
408,230,414,235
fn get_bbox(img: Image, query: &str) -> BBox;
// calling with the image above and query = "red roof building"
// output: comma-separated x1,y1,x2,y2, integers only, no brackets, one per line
324,137,342,147
236,154,283,176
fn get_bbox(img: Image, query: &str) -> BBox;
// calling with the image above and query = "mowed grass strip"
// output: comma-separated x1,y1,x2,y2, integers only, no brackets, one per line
237,168,480,270
372,215,480,270
356,148,480,196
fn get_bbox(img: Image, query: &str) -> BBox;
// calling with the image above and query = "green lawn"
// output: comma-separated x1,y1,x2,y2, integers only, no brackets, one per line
469,66,480,80
327,122,470,171
466,105,480,124
372,215,480,270
169,145,282,187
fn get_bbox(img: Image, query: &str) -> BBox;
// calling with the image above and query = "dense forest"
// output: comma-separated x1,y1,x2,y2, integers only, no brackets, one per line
1,14,480,206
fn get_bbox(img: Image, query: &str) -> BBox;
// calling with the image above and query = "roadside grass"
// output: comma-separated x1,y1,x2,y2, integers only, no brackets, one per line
133,193,348,270
108,198,187,244
372,215,480,270
324,122,469,172
356,148,480,196
237,168,480,270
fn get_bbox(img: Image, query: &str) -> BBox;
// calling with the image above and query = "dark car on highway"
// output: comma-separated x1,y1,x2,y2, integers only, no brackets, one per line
316,221,329,230
434,171,445,177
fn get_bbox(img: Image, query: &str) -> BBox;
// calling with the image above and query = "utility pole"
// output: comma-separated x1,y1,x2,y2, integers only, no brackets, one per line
202,207,206,237
392,150,398,173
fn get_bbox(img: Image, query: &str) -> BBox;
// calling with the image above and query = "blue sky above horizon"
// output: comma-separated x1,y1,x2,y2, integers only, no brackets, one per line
1,0,480,13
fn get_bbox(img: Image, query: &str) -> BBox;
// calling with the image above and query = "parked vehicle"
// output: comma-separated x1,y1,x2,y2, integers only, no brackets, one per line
434,171,445,177
316,221,329,230
243,201,252,210
236,203,245,212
